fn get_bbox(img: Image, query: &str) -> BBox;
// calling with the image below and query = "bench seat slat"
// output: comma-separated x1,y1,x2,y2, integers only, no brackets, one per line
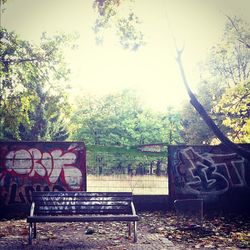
36,205,130,211
27,191,138,244
33,198,132,204
34,212,130,216
35,209,131,215
34,201,131,206
27,215,139,223
32,192,132,197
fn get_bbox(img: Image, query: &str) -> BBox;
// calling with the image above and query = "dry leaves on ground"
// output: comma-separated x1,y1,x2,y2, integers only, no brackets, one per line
0,211,249,249
140,211,250,249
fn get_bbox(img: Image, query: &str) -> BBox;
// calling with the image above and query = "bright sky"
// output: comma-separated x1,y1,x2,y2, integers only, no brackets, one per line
2,0,250,111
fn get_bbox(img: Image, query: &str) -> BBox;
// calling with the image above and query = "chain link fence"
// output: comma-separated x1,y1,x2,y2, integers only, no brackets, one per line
86,144,168,194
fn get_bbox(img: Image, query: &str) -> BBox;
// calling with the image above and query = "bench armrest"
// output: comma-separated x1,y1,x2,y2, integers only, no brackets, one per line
131,201,137,215
30,202,35,217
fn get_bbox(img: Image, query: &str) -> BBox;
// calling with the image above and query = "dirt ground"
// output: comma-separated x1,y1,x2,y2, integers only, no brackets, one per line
0,211,249,250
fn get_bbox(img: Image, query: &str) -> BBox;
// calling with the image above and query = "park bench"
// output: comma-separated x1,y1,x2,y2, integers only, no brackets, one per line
27,191,139,245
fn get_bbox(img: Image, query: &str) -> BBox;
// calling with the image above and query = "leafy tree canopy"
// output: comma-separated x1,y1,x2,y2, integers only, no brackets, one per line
215,79,250,143
210,17,250,143
0,28,76,141
70,89,184,146
93,0,145,51
180,17,250,145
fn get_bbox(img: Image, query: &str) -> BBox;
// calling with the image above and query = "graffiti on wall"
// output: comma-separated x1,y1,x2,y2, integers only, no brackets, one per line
0,142,86,206
169,145,249,198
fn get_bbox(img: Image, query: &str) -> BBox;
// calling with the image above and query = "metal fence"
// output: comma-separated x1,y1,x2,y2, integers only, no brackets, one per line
86,144,168,194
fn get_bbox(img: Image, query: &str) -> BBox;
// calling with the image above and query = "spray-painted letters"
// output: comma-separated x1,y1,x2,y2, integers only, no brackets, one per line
169,145,249,199
0,142,86,207
5,148,82,188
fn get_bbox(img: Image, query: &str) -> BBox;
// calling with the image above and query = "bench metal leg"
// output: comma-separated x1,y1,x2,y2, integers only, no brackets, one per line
28,223,33,245
128,222,131,237
133,221,137,243
34,223,37,239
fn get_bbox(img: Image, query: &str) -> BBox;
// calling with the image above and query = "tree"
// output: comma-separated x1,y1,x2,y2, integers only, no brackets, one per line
176,17,250,159
91,1,250,158
180,104,212,145
226,15,250,49
70,90,183,146
162,107,184,145
0,28,75,140
215,79,250,143
209,17,250,143
208,17,249,88
180,17,250,146
93,0,145,51
70,90,143,145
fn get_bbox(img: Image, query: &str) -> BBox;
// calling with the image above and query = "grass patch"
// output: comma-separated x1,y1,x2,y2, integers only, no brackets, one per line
87,174,168,194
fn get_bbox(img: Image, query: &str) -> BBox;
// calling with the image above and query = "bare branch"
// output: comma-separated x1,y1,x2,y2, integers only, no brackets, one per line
1,57,43,64
226,15,250,49
176,49,250,160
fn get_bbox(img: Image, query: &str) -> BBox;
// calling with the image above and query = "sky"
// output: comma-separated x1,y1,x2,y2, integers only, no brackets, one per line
2,0,250,112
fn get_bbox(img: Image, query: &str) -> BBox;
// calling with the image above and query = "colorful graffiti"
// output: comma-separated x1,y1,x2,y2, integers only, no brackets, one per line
0,142,86,207
168,145,250,199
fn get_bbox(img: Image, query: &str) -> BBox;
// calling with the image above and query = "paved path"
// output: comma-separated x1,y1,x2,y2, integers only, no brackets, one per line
0,219,181,250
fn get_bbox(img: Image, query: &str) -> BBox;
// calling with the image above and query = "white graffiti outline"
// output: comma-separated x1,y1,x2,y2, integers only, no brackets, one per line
4,146,83,190
204,152,246,187
179,147,230,195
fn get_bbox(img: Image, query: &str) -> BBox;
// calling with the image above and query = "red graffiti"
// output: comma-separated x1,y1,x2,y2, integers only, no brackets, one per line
4,147,83,190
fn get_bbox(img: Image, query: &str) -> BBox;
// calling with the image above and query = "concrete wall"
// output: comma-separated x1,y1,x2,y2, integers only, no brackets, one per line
133,195,170,211
168,144,250,211
1,142,249,217
0,141,86,216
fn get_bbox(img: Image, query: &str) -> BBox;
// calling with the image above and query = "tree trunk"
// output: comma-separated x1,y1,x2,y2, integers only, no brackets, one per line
176,49,250,161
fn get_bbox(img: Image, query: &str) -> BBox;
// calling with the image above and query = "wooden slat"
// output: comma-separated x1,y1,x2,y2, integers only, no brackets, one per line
27,215,139,223
32,194,133,200
35,207,131,214
36,205,130,210
32,191,132,197
34,201,130,207
33,196,132,202
35,210,131,215
31,191,134,216
28,191,138,244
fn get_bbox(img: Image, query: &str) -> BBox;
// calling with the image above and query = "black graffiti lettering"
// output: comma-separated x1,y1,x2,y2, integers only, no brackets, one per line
4,174,11,193
25,186,35,203
19,190,26,203
9,183,17,204
8,184,22,204
4,183,66,205
53,185,66,191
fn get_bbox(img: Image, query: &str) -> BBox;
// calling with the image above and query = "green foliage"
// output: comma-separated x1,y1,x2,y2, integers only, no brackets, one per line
162,107,184,144
70,88,174,174
180,17,250,144
180,102,214,145
208,17,250,88
210,17,250,143
0,28,75,140
86,144,167,175
215,80,250,143
70,89,184,146
93,0,145,50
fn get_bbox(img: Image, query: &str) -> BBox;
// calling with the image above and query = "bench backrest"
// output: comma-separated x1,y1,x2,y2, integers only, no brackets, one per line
32,191,133,215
